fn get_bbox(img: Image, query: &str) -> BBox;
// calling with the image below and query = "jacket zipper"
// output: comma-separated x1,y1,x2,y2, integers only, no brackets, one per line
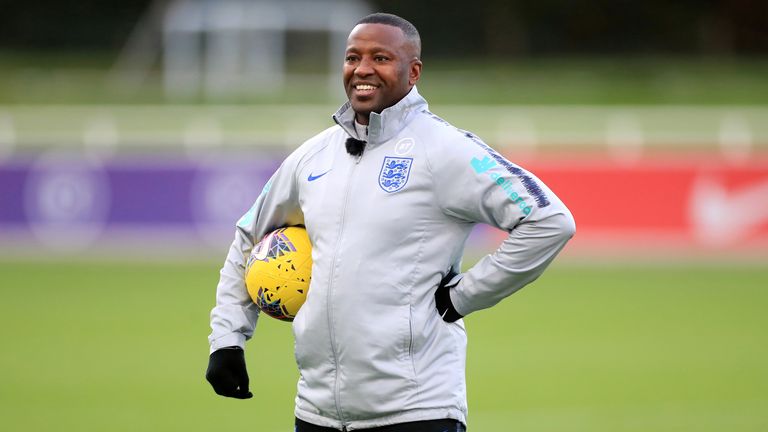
327,152,362,429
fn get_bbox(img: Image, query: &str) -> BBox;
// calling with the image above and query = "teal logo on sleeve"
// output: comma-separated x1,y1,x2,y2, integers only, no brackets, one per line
237,178,272,229
471,156,497,174
237,205,256,229
470,156,532,215
465,132,551,209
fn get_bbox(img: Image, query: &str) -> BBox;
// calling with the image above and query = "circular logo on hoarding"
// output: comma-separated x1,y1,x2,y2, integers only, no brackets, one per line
190,157,275,248
24,152,110,251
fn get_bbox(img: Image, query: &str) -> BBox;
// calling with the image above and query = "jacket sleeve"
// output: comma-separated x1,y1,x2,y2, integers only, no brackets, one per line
430,132,575,317
208,152,305,352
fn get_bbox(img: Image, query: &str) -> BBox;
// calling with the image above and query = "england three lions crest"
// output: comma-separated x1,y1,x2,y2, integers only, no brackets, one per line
379,157,413,193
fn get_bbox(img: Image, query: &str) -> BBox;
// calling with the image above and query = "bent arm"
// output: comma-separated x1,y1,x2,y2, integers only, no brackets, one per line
451,210,574,316
431,131,575,317
208,157,304,352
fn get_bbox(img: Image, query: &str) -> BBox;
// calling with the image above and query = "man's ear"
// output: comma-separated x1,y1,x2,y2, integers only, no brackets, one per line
409,60,422,86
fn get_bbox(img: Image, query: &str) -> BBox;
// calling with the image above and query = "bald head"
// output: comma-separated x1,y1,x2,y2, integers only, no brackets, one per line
355,13,421,59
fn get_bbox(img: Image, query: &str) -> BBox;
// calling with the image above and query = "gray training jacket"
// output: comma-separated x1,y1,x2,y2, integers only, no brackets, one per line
209,87,575,430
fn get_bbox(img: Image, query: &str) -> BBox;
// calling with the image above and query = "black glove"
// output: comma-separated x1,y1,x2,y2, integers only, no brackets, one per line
205,347,253,399
435,270,464,323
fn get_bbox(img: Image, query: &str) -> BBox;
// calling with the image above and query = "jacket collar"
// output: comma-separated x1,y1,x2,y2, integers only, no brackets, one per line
332,86,428,146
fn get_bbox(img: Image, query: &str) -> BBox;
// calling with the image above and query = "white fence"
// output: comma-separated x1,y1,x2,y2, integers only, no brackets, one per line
1,104,766,159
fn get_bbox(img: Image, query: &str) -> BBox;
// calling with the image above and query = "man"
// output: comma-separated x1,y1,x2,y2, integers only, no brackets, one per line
206,12,575,432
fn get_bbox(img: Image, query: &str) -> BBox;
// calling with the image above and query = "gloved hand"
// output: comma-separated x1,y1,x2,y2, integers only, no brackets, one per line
205,347,253,399
435,270,464,323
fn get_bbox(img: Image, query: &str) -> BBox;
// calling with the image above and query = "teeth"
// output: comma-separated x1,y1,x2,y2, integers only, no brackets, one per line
356,84,376,90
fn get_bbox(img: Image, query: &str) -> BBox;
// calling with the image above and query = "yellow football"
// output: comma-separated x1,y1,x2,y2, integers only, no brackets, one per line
245,226,312,321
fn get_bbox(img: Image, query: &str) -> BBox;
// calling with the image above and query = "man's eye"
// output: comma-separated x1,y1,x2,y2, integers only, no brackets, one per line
345,55,359,62
374,56,389,62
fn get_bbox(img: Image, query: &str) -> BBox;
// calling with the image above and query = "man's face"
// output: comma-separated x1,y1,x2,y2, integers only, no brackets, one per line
343,23,422,125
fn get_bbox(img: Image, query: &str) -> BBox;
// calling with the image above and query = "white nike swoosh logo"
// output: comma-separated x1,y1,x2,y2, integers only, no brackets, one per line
689,175,768,244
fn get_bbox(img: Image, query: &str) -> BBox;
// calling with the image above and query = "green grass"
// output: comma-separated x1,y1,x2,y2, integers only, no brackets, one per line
1,52,767,105
0,261,766,431
422,57,768,105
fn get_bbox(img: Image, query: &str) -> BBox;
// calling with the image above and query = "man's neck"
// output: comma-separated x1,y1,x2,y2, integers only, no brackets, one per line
355,113,370,126
354,119,368,141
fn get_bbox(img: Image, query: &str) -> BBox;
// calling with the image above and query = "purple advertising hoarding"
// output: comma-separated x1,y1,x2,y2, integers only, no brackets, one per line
0,152,280,255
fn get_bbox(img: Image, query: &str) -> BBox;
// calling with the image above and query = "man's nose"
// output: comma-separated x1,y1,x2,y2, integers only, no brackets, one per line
354,58,374,76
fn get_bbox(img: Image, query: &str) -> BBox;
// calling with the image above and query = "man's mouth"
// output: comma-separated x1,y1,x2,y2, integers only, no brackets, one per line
352,84,378,97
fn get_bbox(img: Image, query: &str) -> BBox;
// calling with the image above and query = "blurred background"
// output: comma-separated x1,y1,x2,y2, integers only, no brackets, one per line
0,0,766,431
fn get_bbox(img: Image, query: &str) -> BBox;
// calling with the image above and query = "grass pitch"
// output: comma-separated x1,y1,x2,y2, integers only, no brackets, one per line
1,55,767,105
0,260,765,431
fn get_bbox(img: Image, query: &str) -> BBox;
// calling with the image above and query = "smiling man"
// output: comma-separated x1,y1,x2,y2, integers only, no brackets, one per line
343,16,422,126
206,13,575,432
